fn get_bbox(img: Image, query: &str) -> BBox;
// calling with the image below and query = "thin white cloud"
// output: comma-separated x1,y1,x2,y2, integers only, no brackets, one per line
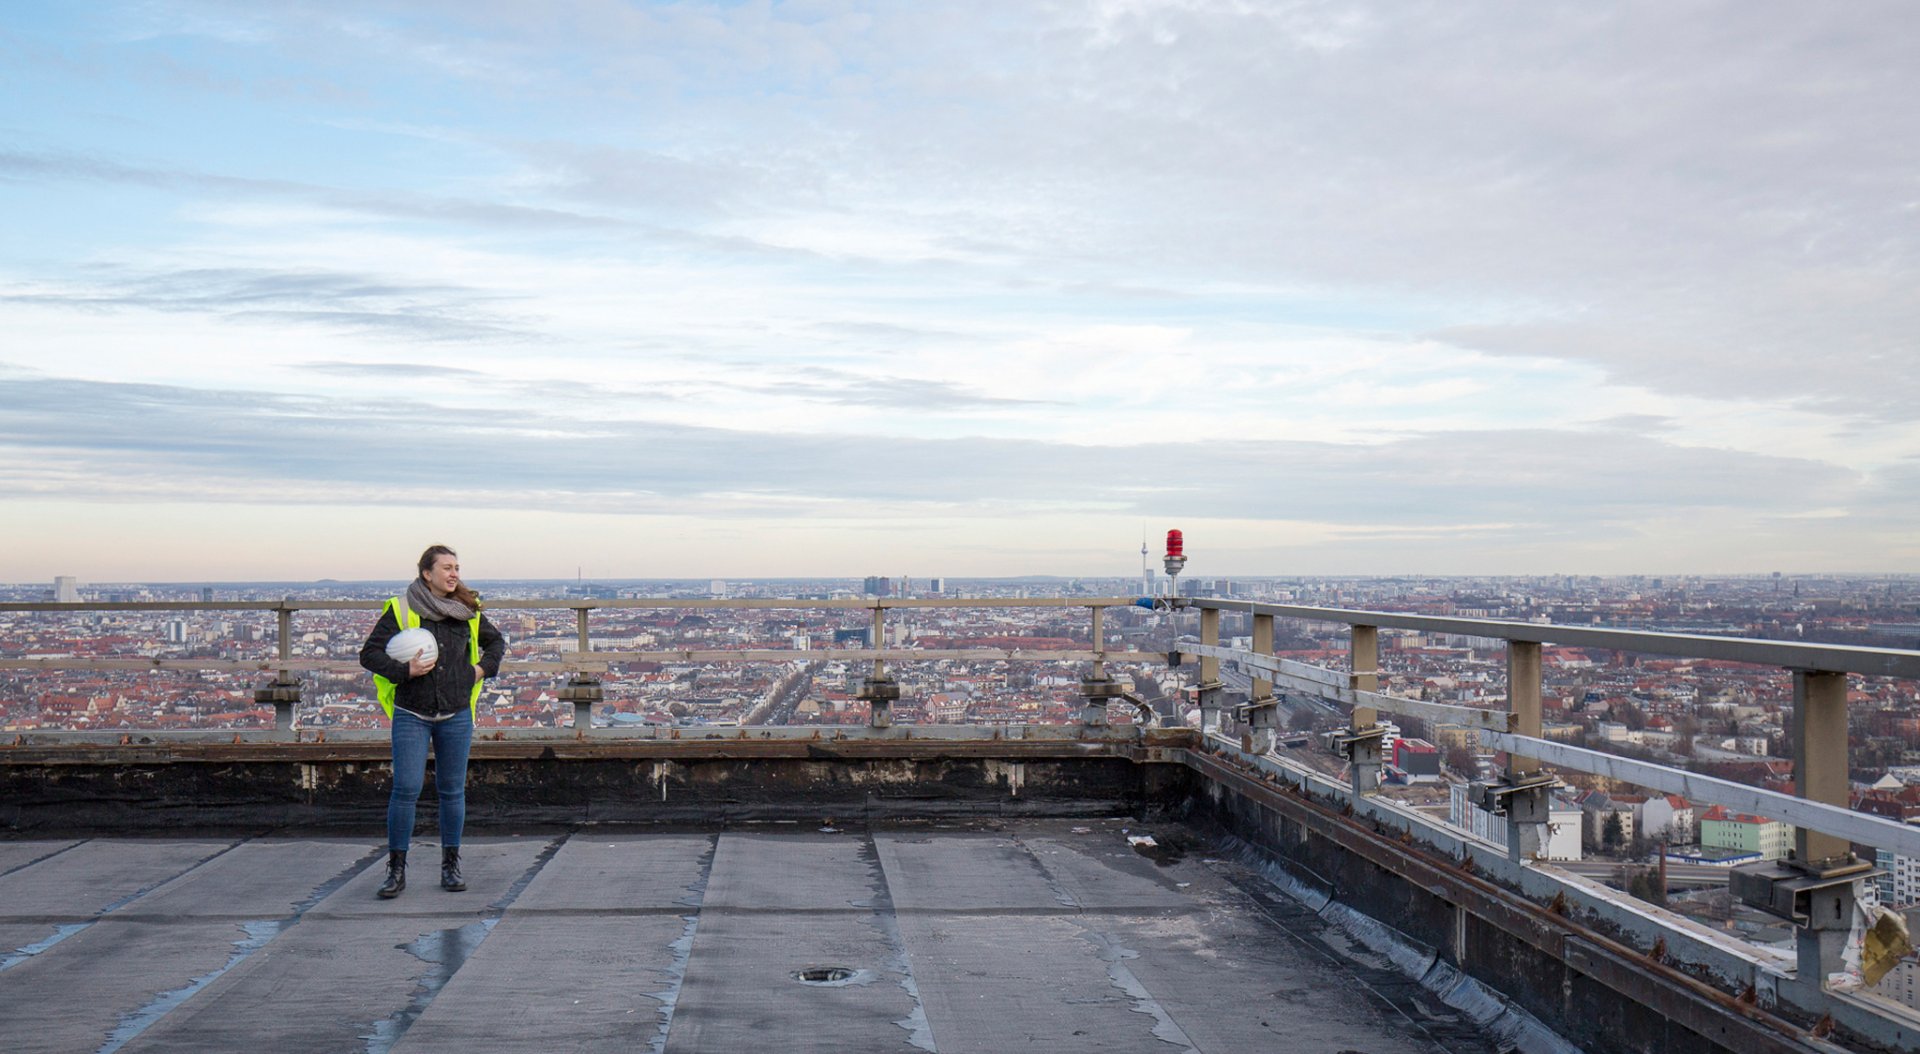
0,1,1914,574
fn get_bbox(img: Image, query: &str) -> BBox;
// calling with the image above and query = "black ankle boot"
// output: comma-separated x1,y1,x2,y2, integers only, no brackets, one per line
441,846,466,892
378,850,407,899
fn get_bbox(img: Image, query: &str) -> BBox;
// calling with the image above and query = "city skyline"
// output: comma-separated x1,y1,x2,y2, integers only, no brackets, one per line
3,3,1917,580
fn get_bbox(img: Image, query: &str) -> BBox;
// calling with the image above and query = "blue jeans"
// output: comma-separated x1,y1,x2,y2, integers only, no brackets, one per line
387,709,473,853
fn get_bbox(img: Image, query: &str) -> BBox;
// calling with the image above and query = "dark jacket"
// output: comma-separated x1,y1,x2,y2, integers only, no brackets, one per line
359,605,507,719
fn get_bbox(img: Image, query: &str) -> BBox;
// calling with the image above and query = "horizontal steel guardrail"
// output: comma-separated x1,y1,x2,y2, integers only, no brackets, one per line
1190,625,1920,860
1481,730,1920,862
0,597,1164,675
1190,599,1920,679
1180,642,1511,732
0,649,1165,675
0,595,1173,738
2,722,1165,749
0,596,1142,613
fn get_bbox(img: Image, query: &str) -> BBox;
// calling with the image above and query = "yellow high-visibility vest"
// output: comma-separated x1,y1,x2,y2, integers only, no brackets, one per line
373,595,482,719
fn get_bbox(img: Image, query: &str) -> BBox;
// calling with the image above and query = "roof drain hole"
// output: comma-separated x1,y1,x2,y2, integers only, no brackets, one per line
793,966,861,986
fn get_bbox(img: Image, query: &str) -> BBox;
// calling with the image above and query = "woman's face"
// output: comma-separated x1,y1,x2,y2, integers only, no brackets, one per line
423,554,461,595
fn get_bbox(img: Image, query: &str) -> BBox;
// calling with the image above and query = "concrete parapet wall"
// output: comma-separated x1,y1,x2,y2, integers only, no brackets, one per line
0,737,1194,832
1180,743,1892,1054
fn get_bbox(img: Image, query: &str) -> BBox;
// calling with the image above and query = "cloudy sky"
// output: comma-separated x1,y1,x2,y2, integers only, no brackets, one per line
3,2,1916,582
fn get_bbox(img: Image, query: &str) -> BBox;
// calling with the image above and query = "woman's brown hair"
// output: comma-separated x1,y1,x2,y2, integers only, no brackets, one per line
418,544,483,610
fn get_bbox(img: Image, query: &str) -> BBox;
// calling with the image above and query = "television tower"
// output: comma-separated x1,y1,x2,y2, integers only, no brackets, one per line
1140,534,1153,597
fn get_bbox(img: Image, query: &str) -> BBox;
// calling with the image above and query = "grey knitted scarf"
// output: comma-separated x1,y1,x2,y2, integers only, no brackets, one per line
406,578,475,622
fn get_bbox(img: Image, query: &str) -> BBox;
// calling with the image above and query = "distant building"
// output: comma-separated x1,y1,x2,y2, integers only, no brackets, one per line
1635,795,1695,845
53,576,79,603
1391,738,1441,783
710,580,728,598
1874,959,1920,1014
1580,792,1637,846
926,578,945,594
1698,805,1791,861
862,576,892,597
1431,723,1477,751
1661,846,1759,867
1875,848,1920,909
1377,720,1403,763
200,587,215,603
1448,782,1582,860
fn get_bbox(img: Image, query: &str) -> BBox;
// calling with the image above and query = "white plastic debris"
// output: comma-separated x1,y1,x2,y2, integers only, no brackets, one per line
1127,835,1157,849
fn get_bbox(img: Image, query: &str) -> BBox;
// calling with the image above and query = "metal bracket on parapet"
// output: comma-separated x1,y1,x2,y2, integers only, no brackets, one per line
860,674,901,729
1235,695,1281,753
1732,856,1882,986
1472,772,1562,861
1079,675,1126,728
1332,725,1386,793
253,672,301,733
1115,691,1158,728
1190,680,1226,732
1473,771,1561,811
1732,859,1881,928
558,675,603,735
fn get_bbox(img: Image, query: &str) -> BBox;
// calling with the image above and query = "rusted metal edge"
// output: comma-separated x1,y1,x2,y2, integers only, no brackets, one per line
1184,748,1843,1054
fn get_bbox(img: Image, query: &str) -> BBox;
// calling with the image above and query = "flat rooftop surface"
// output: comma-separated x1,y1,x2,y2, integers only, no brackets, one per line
1,819,1511,1053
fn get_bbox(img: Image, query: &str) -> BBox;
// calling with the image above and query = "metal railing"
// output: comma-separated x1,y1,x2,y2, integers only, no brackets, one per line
0,596,1168,736
1181,599,1920,843
1179,597,1920,1006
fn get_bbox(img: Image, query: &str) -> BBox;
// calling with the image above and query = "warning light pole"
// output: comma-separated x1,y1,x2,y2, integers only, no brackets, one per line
1162,529,1186,598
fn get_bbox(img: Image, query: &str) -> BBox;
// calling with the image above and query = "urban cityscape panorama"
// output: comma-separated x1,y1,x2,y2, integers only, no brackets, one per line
14,570,1920,737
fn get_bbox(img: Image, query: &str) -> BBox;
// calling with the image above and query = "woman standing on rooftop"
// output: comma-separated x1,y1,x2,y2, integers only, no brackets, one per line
358,545,506,899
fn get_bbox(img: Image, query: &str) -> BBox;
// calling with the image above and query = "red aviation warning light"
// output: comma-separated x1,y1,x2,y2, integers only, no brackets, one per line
1163,529,1187,581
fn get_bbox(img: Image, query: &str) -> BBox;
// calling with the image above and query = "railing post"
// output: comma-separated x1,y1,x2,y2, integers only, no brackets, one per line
861,604,897,728
1090,605,1104,681
1503,640,1550,862
1789,669,1874,988
1196,607,1223,732
254,602,300,737
1725,669,1882,994
560,606,602,736
1079,605,1120,728
1793,670,1852,869
1342,624,1383,796
1242,613,1279,753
